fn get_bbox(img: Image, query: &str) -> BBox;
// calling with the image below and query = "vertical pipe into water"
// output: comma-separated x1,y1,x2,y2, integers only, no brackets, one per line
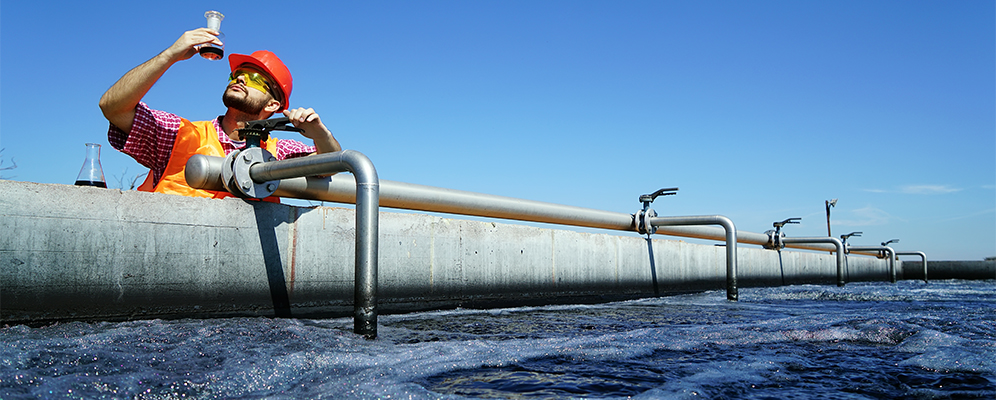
353,172,380,339
845,245,897,283
836,239,846,286
650,215,737,301
247,150,380,339
885,247,896,283
896,251,928,283
780,237,846,287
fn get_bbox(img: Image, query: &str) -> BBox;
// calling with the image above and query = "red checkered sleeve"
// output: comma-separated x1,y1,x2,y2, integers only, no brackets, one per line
107,102,180,185
274,138,317,159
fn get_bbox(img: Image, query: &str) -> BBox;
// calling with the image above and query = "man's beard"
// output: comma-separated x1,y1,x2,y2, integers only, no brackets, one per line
222,89,269,115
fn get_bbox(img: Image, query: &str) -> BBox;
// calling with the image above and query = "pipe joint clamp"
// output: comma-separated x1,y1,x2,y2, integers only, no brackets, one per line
635,208,658,235
763,229,785,250
221,148,280,199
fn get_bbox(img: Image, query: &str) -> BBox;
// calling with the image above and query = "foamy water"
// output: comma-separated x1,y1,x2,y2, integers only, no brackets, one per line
2,280,993,399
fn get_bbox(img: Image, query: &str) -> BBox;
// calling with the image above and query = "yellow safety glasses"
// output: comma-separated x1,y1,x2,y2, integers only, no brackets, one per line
228,69,273,95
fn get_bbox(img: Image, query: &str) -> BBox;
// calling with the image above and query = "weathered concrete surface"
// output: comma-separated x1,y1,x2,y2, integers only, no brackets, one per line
2,180,904,325
902,260,995,280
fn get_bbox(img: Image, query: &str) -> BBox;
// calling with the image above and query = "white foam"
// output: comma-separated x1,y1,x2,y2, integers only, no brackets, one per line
2,280,993,398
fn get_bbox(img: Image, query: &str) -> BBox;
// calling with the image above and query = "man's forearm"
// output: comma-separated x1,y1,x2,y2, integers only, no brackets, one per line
98,52,178,132
313,131,342,154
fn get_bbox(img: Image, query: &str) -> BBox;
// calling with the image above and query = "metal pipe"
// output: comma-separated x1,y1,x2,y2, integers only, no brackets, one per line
780,237,846,287
187,162,889,260
648,215,738,301
188,151,380,339
896,251,928,283
847,246,897,283
184,154,228,192
186,158,889,314
264,174,889,254
260,173,636,230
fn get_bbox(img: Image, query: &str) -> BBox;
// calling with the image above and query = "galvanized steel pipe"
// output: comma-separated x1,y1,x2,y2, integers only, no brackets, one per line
295,177,637,231
847,246,897,283
260,174,882,253
896,251,928,283
781,237,846,287
186,160,881,255
187,162,892,260
188,151,380,339
649,215,738,301
185,158,889,315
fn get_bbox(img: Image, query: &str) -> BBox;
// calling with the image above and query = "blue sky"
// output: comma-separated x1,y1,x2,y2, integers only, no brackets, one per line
2,1,993,260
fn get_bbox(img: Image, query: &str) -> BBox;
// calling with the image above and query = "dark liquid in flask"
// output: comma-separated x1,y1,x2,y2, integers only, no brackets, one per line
75,180,107,188
199,46,224,60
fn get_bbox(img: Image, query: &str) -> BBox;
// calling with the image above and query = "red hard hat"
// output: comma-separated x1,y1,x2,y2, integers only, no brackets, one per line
229,50,293,112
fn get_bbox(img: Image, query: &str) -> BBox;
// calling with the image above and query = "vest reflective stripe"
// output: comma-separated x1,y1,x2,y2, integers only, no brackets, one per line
138,118,280,202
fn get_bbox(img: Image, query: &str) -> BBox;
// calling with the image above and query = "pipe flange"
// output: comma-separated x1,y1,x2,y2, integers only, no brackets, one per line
634,208,658,235
643,208,657,235
763,229,785,250
221,150,241,196
228,147,279,199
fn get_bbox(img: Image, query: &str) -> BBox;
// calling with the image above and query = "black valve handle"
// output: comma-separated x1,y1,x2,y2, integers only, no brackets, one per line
237,117,305,148
773,217,802,228
639,187,679,204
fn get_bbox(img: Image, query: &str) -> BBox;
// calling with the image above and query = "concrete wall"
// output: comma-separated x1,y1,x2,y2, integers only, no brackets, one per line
3,180,903,325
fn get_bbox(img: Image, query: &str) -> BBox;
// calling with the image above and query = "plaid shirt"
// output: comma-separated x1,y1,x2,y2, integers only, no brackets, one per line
108,102,316,185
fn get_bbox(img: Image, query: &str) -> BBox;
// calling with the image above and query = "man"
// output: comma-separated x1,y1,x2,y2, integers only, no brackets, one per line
99,28,340,200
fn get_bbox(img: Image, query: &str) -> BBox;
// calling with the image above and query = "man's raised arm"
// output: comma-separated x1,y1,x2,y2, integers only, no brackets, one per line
99,28,222,132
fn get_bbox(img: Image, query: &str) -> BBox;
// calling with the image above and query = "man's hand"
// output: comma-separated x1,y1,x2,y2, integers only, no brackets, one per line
164,28,224,61
283,108,342,154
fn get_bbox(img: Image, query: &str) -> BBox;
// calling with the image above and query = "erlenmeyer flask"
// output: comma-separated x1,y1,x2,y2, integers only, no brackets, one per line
75,143,107,188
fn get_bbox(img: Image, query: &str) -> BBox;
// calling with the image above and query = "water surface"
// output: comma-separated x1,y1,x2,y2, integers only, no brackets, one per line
2,280,993,399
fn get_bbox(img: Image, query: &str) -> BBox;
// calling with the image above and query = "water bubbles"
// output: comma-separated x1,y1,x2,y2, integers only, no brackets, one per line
1,281,994,398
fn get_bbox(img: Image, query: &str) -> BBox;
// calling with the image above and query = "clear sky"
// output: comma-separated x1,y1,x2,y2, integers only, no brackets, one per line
2,1,993,261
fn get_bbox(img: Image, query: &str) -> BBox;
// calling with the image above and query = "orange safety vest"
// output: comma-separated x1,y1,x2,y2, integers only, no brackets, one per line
137,118,281,202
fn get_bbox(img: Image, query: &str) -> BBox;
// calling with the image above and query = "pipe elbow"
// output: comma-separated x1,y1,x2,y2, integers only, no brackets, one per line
339,150,379,186
718,216,736,236
827,237,844,253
